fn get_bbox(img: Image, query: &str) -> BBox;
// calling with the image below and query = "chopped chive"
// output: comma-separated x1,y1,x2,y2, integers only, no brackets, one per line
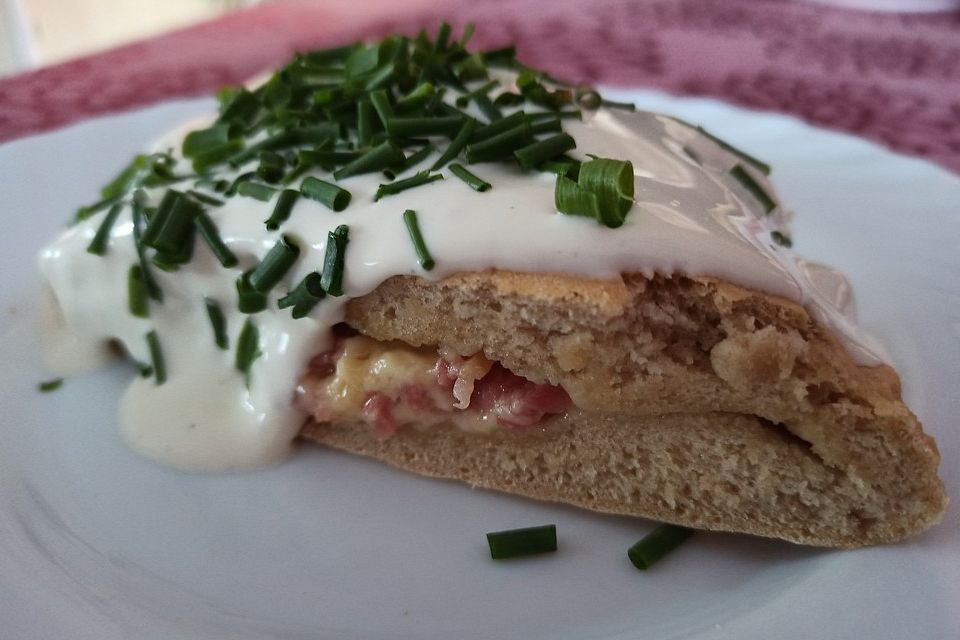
493,91,525,107
473,92,502,122
247,235,300,293
182,124,236,158
86,202,124,256
771,230,793,247
470,111,526,142
225,171,257,196
431,118,477,170
667,117,771,175
266,189,299,230
216,88,260,126
385,116,464,138
236,182,277,202
186,189,225,207
320,225,349,296
481,45,516,66
357,99,376,146
386,143,436,180
602,98,636,111
369,89,394,128
465,121,532,163
193,212,237,268
74,194,122,224
486,525,557,559
301,177,351,211
278,271,326,318
145,330,166,385
627,524,693,570
128,265,150,318
555,157,635,228
402,209,435,270
37,378,63,392
448,163,491,191
191,141,243,173
453,53,487,82
454,79,498,107
514,133,576,170
257,150,286,183
140,190,201,256
131,191,162,302
394,82,436,112
730,164,776,213
235,318,260,385
529,116,562,136
333,141,405,179
236,270,267,314
375,171,443,200
205,298,229,349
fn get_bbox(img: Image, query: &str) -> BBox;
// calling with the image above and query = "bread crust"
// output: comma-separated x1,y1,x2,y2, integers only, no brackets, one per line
300,270,947,547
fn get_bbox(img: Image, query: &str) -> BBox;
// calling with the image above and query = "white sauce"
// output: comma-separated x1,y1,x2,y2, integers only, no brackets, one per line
38,99,885,471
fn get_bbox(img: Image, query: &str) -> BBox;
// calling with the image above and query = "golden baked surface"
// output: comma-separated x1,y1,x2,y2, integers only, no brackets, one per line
300,270,947,547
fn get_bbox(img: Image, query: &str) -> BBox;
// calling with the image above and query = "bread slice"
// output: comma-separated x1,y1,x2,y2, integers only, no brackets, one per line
299,270,947,547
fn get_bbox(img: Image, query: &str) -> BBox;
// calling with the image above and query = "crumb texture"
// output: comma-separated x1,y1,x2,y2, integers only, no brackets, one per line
302,270,946,547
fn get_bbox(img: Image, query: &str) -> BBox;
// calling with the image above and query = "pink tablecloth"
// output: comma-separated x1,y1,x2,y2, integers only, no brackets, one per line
1,0,958,173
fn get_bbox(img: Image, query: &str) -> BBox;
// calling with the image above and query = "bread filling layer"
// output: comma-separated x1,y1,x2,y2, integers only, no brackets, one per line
296,330,571,436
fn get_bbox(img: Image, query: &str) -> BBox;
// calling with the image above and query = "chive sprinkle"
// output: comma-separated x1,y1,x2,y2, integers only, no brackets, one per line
145,330,166,385
278,271,326,318
402,209,435,270
627,524,693,570
247,235,300,293
186,189,225,207
730,164,776,213
514,132,576,170
385,115,464,138
140,190,201,255
333,141,405,179
266,188,300,230
771,230,793,247
384,143,436,180
235,318,260,385
131,191,162,302
257,150,287,183
320,225,349,296
369,89,394,128
128,265,150,318
236,181,277,202
236,270,268,314
555,157,635,228
194,212,238,268
357,99,377,146
38,378,63,392
465,121,532,163
86,202,124,256
205,298,229,349
375,171,443,201
300,177,351,211
448,164,491,192
486,525,557,559
431,118,477,170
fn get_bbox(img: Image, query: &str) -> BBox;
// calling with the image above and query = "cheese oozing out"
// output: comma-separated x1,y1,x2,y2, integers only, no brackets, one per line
38,80,887,471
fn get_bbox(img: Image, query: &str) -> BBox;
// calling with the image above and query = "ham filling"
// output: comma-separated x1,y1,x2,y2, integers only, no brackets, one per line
296,332,571,437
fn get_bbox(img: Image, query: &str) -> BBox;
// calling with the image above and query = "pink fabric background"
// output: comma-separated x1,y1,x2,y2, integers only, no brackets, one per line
1,0,958,173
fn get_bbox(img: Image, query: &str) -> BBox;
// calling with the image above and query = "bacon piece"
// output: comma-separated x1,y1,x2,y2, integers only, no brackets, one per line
362,393,398,438
469,364,571,427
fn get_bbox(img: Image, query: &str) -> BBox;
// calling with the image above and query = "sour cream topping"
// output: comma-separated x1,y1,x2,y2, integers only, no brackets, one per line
38,104,886,471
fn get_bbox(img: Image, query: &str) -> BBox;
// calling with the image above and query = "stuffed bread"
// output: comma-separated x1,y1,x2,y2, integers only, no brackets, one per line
39,26,946,549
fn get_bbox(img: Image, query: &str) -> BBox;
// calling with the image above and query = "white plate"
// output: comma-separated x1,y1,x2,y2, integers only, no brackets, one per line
1,90,957,640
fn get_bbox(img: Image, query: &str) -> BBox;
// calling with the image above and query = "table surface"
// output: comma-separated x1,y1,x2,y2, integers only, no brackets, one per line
0,0,958,176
